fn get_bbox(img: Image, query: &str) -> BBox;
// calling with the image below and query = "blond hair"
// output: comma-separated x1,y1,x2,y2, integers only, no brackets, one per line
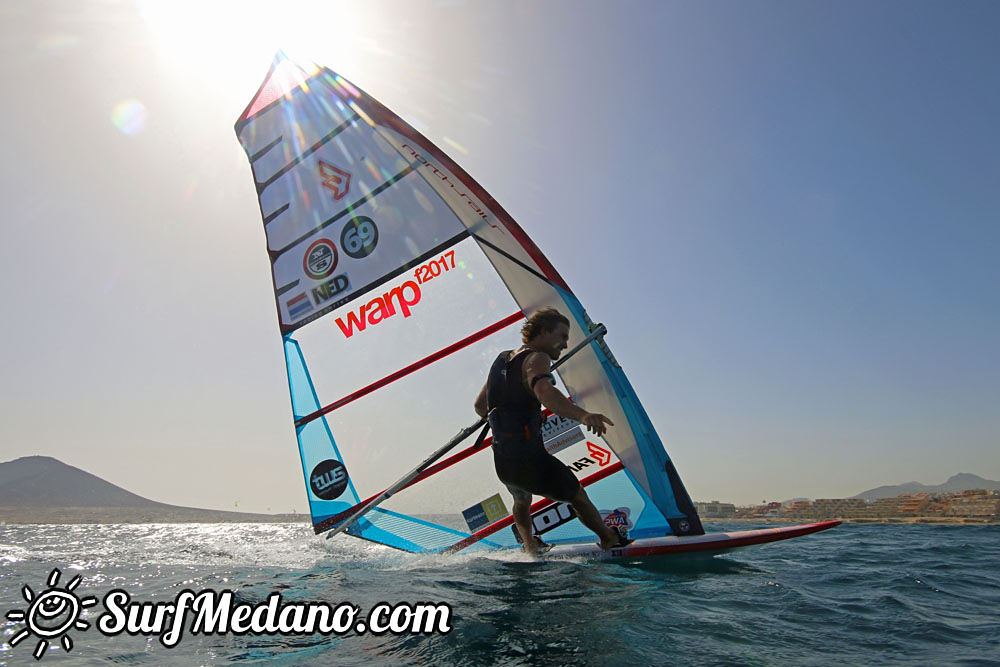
520,307,569,344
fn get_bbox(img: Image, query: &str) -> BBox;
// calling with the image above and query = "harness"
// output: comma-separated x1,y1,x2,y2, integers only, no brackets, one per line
486,349,544,443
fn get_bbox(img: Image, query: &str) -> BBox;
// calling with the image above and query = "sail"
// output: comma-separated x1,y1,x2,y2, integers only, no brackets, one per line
234,54,703,553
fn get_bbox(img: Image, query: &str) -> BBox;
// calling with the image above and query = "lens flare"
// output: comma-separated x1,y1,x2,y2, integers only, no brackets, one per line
111,99,148,136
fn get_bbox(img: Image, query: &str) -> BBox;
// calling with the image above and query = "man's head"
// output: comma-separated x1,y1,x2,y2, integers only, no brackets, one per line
521,308,570,360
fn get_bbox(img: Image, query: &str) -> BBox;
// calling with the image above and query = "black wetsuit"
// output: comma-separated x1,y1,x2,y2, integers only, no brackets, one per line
486,349,581,503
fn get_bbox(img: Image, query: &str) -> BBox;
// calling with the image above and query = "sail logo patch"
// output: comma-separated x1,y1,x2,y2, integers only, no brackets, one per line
462,493,508,532
543,427,585,455
541,415,584,456
332,249,458,339
600,507,633,531
530,502,576,536
286,293,314,319
310,460,349,500
311,273,350,305
340,216,379,259
334,280,422,338
318,161,351,200
303,239,338,280
568,455,602,472
587,442,612,466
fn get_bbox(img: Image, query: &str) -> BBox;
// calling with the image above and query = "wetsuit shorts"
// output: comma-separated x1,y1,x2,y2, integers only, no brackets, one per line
493,441,581,504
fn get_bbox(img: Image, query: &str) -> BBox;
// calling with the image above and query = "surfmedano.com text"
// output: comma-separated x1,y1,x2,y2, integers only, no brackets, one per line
98,589,452,647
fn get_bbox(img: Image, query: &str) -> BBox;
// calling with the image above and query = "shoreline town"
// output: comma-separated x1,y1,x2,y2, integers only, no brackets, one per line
699,488,1000,525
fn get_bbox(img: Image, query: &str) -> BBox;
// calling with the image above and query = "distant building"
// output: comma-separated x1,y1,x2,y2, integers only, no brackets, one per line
768,489,999,521
945,489,999,518
813,498,867,518
695,501,736,518
898,494,930,515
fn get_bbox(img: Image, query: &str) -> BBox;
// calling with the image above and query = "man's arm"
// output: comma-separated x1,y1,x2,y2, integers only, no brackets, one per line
522,351,614,436
474,382,488,418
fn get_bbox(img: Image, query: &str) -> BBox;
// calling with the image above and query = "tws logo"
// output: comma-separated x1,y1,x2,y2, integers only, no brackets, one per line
5,568,97,660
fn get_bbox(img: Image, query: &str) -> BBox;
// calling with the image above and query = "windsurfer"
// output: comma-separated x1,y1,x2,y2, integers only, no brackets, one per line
475,308,631,555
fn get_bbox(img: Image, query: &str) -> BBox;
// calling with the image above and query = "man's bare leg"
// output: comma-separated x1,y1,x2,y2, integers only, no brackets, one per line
512,495,542,554
569,486,621,549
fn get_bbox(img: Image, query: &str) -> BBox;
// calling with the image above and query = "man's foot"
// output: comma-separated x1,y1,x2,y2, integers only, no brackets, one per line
523,535,553,556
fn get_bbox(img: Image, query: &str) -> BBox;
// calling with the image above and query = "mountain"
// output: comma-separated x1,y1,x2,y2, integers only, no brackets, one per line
0,456,304,524
852,473,1000,501
0,455,168,508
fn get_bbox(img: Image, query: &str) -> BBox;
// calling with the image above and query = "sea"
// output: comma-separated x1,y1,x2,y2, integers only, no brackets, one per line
1,521,998,666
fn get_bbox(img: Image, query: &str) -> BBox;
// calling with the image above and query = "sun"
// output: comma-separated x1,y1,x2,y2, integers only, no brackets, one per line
5,568,98,660
133,0,365,95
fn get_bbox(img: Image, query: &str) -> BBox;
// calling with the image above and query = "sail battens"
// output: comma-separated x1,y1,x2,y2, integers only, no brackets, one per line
272,164,417,257
274,280,300,297
472,233,560,288
262,203,290,226
249,135,285,164
294,311,525,428
255,115,361,193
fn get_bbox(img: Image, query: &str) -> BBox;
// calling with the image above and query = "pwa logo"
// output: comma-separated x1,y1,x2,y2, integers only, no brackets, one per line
319,161,351,200
334,280,421,338
600,507,633,531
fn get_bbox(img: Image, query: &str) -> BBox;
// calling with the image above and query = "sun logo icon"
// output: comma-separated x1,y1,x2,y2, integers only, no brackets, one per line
5,568,97,660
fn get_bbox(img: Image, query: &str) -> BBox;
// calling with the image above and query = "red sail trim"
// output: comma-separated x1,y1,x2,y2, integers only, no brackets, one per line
295,311,525,428
318,68,571,293
236,54,323,126
442,462,625,554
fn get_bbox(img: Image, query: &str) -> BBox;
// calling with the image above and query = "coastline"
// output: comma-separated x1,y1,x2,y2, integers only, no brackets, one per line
0,506,310,525
717,516,998,526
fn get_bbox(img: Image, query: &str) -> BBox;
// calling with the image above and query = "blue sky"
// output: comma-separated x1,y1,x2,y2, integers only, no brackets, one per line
1,0,997,512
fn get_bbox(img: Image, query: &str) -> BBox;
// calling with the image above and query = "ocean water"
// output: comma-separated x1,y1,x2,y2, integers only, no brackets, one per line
1,521,998,666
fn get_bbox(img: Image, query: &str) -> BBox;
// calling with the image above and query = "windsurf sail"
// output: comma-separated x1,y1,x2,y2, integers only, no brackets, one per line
234,54,704,553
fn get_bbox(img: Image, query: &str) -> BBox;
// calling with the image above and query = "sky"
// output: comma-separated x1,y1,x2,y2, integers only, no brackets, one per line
1,0,998,513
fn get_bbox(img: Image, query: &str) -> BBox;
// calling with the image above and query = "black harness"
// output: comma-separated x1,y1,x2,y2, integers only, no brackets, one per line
486,349,544,446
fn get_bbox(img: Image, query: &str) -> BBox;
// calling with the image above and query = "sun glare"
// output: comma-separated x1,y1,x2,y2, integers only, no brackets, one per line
135,0,362,97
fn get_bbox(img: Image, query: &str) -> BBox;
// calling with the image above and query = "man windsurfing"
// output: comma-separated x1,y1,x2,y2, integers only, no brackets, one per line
475,308,632,555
